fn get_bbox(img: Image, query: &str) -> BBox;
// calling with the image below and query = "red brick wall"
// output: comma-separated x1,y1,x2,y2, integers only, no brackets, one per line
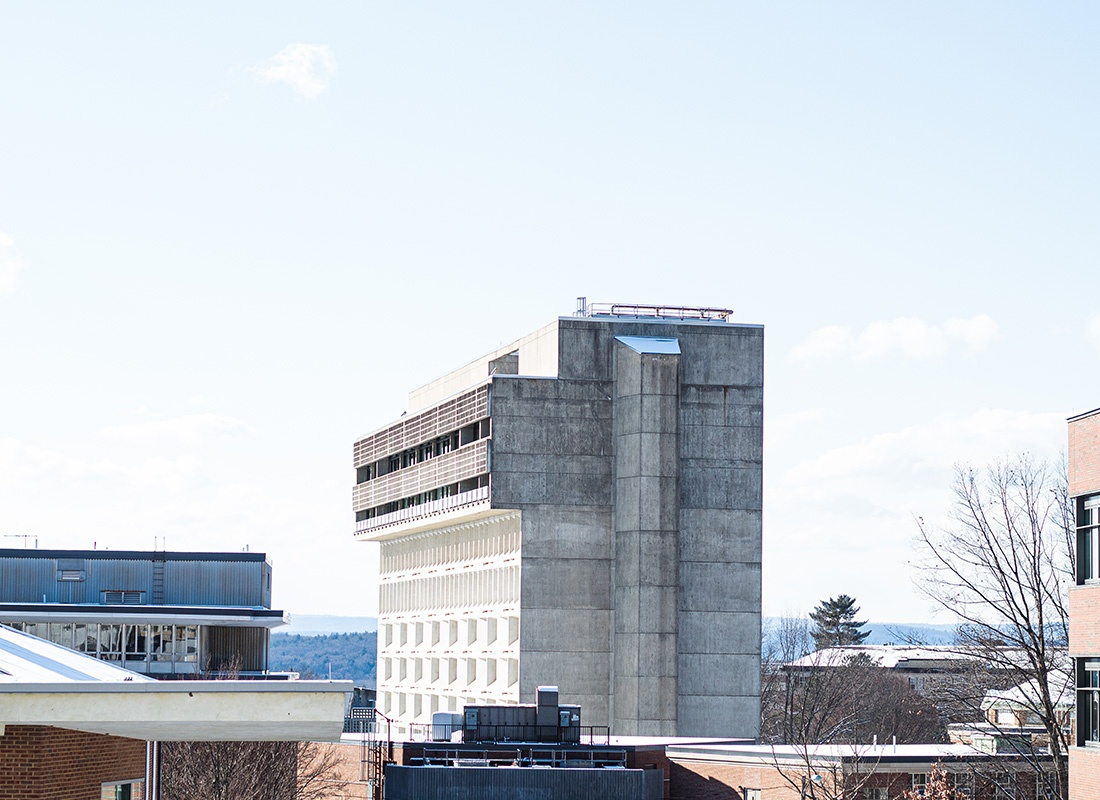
1068,411,1100,498
667,759,802,800
1070,746,1100,800
0,726,145,800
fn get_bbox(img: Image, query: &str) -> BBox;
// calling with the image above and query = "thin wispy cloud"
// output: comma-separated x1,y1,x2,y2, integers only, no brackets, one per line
250,44,337,99
0,232,25,293
790,315,999,361
96,413,254,444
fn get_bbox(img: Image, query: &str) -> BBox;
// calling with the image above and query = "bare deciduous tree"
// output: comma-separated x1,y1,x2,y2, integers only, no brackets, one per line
915,454,1072,799
160,739,347,800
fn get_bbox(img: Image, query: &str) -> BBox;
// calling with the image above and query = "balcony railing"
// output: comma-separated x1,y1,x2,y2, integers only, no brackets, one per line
354,486,490,534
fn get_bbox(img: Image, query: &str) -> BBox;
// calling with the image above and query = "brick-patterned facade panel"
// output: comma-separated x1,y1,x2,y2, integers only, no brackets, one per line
1069,585,1100,656
1070,746,1100,800
0,726,144,800
1069,409,1100,497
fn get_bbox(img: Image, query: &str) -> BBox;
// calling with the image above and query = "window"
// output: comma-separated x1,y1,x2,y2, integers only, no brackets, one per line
1035,773,1059,800
745,790,762,800
911,775,927,796
101,780,141,800
863,789,887,800
1079,494,1100,583
1079,660,1100,745
989,772,1015,800
952,772,973,797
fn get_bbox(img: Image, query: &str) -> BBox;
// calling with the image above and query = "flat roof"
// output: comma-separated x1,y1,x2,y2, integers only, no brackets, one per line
0,625,348,740
665,743,1045,764
0,548,270,563
0,604,288,628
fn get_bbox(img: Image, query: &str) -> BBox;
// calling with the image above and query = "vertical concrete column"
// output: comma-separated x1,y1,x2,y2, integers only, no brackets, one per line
611,340,680,736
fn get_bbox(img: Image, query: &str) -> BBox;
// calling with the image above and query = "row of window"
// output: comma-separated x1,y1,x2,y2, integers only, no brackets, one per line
356,420,490,485
356,475,488,522
8,621,199,663
1078,491,1100,751
379,520,520,576
379,688,515,722
380,655,519,688
381,616,520,650
379,564,520,614
1079,494,1100,583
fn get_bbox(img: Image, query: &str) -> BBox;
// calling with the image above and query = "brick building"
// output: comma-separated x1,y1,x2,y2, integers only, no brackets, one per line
1068,407,1100,800
663,743,1056,800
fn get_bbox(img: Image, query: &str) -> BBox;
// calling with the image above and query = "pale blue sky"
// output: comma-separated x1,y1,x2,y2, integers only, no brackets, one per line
1,3,1097,622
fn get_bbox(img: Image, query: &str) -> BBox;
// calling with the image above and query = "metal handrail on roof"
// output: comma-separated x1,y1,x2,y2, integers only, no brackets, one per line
579,301,732,321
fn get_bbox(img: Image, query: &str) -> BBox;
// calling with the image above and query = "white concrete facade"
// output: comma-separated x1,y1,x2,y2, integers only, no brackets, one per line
354,309,764,738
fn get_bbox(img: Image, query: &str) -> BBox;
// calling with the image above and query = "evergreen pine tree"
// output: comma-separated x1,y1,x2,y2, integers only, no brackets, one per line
809,594,870,649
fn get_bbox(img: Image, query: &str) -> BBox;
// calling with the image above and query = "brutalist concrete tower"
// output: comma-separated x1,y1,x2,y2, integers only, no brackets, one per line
352,302,763,737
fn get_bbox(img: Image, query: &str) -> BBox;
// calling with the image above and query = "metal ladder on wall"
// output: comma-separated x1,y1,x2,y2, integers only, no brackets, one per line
152,556,166,605
356,708,392,798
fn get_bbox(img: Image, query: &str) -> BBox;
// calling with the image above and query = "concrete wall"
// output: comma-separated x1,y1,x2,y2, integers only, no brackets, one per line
674,325,763,738
612,342,681,735
493,317,763,737
491,375,615,726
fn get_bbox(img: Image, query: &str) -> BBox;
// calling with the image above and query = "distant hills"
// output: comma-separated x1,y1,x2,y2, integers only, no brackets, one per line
268,617,955,689
763,617,958,650
269,631,376,686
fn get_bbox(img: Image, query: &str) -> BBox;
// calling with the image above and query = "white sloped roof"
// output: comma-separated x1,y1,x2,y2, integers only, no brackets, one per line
0,624,351,741
0,624,154,683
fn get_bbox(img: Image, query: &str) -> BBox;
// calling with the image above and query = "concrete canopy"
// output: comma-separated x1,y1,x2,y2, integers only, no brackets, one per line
0,624,350,741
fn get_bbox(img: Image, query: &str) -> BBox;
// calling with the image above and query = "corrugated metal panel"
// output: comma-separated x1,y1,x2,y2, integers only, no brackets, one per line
205,626,268,672
383,765,661,800
0,558,55,602
163,560,265,606
0,554,269,608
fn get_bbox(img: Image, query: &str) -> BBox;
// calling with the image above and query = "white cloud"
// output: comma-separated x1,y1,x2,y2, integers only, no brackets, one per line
96,413,254,444
250,44,337,99
0,232,25,293
785,408,1062,482
1086,315,1100,354
790,315,999,361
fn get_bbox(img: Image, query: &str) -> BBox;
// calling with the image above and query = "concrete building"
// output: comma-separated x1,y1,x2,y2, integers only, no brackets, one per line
1068,407,1100,800
0,548,286,677
352,301,764,737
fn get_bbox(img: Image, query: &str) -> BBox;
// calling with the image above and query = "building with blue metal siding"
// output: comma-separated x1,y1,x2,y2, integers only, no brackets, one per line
0,548,287,677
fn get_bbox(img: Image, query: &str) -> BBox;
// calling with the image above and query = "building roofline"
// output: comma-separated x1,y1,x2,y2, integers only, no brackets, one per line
1068,406,1100,423
0,604,288,628
0,548,269,563
559,314,763,330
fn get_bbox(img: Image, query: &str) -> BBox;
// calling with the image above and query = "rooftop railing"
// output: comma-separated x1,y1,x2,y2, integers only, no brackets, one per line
575,297,732,321
354,486,490,534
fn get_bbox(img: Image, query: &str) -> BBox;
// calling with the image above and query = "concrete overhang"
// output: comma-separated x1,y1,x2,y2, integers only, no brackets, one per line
0,604,289,629
0,680,352,741
355,504,514,542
